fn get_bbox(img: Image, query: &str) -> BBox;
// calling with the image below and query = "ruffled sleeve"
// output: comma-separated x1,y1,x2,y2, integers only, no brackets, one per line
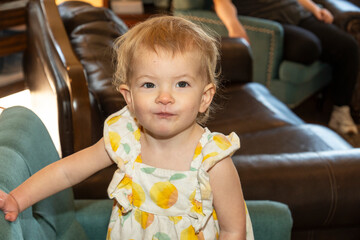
191,130,240,232
103,106,141,213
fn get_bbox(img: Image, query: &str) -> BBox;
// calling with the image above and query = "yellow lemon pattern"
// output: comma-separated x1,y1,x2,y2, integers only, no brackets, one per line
213,134,231,150
193,142,202,160
168,216,182,224
107,115,122,126
117,174,132,190
132,181,145,207
134,208,154,229
190,190,203,215
104,107,253,240
150,181,178,209
180,226,198,240
109,131,121,152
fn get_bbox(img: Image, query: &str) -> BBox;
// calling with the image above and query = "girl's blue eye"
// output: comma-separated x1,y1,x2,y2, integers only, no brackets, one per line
176,81,189,88
143,82,155,88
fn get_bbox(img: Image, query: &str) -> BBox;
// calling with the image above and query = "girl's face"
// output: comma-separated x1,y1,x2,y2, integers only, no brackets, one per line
119,47,215,139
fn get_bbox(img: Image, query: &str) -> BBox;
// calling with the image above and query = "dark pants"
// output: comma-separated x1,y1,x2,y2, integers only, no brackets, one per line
281,16,359,107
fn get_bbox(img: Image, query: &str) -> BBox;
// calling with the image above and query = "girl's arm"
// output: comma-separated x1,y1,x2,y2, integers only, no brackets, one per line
297,0,334,23
213,0,250,43
209,156,246,239
0,138,113,221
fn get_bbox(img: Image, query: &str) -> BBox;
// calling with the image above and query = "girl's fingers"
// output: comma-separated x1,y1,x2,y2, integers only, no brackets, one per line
5,212,18,222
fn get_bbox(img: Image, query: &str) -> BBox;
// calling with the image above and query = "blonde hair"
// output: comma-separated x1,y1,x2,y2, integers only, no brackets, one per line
113,15,220,124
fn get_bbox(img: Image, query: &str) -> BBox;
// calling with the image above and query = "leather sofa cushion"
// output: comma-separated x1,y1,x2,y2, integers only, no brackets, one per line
207,83,304,134
238,124,352,155
235,149,360,230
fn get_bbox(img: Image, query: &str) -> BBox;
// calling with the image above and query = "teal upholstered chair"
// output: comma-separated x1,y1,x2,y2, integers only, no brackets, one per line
173,0,332,108
0,106,112,240
0,106,293,239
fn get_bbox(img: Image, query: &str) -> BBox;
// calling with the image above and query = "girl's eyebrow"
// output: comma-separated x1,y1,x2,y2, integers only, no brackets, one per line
135,74,196,81
135,74,156,81
173,74,196,81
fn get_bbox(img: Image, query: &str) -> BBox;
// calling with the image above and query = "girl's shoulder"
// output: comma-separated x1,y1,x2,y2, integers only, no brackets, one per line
193,128,240,172
103,106,141,165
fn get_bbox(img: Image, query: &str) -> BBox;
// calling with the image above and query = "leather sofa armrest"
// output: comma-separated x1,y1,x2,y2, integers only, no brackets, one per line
220,37,252,84
233,149,360,230
315,0,360,32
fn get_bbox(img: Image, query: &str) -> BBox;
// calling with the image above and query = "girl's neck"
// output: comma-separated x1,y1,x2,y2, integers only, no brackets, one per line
140,123,205,170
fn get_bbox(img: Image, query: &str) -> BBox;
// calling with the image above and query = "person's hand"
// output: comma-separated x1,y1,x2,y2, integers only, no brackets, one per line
319,8,334,24
314,8,334,24
0,190,20,222
228,28,251,45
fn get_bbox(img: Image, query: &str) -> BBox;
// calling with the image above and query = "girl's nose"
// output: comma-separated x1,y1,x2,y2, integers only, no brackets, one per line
155,90,175,105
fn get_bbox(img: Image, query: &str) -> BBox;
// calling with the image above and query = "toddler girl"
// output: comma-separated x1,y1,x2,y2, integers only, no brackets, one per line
0,16,254,239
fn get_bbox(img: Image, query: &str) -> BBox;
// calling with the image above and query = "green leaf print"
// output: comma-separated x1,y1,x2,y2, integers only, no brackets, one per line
122,143,130,154
152,232,171,240
169,173,187,181
141,167,156,174
127,122,134,132
121,211,131,226
190,167,197,171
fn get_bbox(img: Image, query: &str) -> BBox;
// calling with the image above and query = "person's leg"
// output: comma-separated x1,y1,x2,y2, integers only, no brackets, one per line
299,16,359,134
281,23,321,65
299,16,359,107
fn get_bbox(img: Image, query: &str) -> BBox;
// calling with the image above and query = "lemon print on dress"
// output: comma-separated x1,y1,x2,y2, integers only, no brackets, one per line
213,134,231,150
132,181,145,207
168,216,182,224
134,208,154,229
106,228,112,240
109,131,121,152
133,128,141,141
152,232,171,240
107,115,121,126
189,190,203,215
180,226,205,240
149,173,186,209
193,142,202,160
202,152,218,163
117,174,132,190
150,181,178,209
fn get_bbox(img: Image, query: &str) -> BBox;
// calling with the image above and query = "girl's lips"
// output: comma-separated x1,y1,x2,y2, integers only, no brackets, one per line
155,112,175,118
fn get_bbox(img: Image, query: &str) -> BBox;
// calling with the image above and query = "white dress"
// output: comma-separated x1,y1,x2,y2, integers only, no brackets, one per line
104,106,254,240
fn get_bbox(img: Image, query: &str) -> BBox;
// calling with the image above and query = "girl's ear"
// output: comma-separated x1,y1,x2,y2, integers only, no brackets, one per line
199,83,216,113
118,84,133,110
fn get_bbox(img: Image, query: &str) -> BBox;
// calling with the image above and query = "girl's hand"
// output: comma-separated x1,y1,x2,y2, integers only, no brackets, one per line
0,190,20,222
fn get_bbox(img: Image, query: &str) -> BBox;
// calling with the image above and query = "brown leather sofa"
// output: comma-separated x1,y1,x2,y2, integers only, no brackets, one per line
24,0,360,239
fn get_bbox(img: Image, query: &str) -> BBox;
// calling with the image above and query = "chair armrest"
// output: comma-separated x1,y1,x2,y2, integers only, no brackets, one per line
174,10,284,86
220,37,253,84
246,200,293,240
315,0,360,32
234,149,360,230
74,199,113,240
0,212,24,240
238,15,284,86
